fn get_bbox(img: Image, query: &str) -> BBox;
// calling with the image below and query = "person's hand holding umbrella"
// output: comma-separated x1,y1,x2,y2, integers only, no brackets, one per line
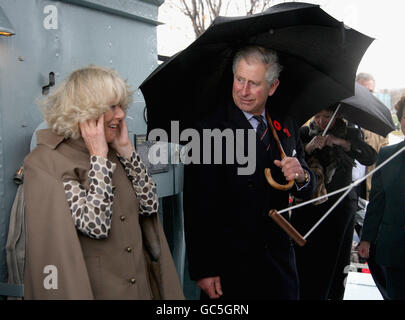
274,156,306,184
305,135,328,154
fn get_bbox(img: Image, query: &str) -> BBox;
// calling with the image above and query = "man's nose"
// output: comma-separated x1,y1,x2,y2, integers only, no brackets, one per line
241,82,250,96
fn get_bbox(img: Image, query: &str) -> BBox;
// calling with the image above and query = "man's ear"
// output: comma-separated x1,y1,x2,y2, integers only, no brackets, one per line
268,79,280,97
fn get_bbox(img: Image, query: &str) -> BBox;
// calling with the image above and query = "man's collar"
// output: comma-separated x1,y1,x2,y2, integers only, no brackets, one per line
241,109,266,122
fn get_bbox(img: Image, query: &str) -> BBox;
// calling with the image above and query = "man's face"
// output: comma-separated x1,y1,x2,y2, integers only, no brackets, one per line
357,79,375,93
232,58,279,115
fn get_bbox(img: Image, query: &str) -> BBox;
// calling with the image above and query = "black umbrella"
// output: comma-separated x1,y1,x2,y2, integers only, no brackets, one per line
338,83,395,137
140,2,373,138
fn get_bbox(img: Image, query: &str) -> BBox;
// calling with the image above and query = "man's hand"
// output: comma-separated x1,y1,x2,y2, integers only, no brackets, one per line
274,157,306,183
80,114,109,158
197,276,223,299
110,119,135,159
305,135,327,154
358,241,370,259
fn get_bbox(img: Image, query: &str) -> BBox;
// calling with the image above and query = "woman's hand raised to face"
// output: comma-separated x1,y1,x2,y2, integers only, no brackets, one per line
80,114,109,158
110,119,135,159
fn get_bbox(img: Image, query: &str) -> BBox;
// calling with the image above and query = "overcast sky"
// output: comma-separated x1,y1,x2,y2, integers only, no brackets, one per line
158,0,405,90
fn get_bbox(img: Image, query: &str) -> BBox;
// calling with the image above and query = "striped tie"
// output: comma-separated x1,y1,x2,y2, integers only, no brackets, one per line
253,115,271,151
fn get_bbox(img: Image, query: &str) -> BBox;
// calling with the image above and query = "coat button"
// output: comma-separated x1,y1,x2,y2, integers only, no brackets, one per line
129,278,136,284
120,215,126,221
126,247,133,253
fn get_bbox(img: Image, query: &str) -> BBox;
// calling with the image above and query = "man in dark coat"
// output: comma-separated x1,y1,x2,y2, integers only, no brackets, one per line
359,95,405,299
183,46,316,300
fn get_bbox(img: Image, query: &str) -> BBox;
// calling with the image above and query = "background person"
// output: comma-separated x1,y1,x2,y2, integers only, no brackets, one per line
293,106,377,300
356,73,389,200
23,65,184,299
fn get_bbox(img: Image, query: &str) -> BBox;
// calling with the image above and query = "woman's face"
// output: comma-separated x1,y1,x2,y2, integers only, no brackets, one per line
104,104,125,143
314,109,336,131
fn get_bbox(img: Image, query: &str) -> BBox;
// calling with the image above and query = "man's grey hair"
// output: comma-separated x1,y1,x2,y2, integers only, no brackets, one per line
356,72,375,83
232,46,282,87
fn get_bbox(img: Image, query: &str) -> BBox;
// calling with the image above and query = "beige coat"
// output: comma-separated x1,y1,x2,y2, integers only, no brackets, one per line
23,129,184,300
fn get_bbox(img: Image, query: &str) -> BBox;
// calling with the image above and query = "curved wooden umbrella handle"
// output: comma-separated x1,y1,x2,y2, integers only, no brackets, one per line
264,111,294,191
265,168,295,191
269,209,306,247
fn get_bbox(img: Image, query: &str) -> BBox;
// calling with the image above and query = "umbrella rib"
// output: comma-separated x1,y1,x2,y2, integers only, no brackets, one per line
274,145,405,240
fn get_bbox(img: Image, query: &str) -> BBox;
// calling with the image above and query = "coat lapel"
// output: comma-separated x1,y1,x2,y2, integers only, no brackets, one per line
225,103,289,183
226,102,271,170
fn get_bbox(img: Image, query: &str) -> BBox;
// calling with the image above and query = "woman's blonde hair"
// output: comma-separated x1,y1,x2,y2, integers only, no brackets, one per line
38,65,133,139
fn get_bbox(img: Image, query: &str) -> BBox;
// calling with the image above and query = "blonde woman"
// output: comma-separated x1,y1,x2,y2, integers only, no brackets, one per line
23,65,184,300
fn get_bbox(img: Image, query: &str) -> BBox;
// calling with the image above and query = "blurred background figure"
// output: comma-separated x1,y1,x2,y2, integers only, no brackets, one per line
293,105,377,300
358,95,405,300
355,73,389,200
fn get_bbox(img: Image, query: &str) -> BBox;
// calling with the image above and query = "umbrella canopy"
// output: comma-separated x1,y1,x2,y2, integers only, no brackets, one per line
140,2,373,138
337,83,395,137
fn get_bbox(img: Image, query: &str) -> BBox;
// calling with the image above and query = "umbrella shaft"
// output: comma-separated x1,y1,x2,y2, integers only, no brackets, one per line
322,104,341,136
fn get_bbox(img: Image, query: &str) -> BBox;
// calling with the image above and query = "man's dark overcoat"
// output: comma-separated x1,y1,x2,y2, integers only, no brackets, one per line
183,101,316,300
